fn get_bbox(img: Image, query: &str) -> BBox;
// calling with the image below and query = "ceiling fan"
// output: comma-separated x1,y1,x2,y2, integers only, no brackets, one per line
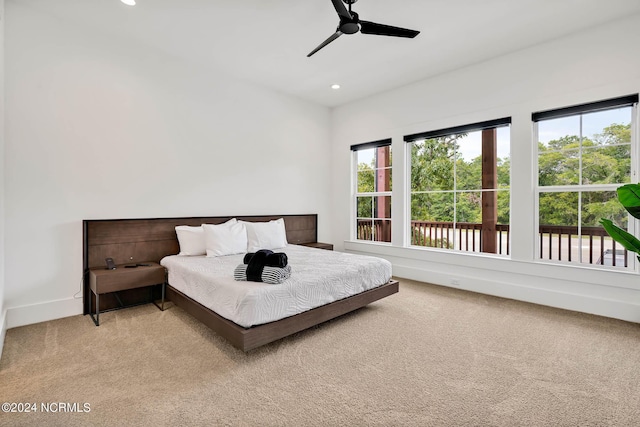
307,0,420,57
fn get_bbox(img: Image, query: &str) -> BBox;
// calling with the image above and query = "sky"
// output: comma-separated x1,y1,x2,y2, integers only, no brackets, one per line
538,107,632,147
456,127,510,161
356,127,510,165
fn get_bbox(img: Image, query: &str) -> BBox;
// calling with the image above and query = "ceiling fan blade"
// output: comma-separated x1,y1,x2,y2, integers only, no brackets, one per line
331,0,352,20
360,21,420,38
307,31,343,57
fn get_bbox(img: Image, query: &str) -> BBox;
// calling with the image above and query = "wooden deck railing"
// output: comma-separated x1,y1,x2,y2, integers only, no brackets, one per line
410,221,510,255
357,220,627,265
356,221,391,243
538,224,627,267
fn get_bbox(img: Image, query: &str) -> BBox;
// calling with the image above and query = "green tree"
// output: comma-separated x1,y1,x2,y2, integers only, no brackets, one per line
357,162,375,193
410,133,511,225
411,136,458,192
538,123,631,227
411,135,462,222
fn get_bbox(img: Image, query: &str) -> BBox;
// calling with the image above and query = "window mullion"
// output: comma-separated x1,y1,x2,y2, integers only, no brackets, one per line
453,144,458,251
578,114,583,264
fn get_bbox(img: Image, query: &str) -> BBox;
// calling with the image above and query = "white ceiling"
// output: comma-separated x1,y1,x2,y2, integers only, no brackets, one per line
12,0,640,107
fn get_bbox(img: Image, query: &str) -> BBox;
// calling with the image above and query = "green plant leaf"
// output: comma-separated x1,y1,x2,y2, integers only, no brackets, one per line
617,184,640,220
600,218,640,254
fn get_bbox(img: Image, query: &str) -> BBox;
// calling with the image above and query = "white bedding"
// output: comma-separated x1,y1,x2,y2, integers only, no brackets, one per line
160,244,392,328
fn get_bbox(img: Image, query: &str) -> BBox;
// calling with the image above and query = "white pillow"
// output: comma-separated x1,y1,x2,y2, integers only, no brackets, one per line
175,225,206,256
203,220,247,257
242,218,288,252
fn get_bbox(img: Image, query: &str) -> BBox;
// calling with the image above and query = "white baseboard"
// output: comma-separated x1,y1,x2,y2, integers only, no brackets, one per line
6,297,83,330
393,264,640,324
0,308,7,362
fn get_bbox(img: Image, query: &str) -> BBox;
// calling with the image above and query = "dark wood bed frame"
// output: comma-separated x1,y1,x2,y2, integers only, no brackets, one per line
83,214,399,351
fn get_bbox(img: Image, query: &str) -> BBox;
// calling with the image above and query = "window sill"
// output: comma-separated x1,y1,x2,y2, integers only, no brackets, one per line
344,240,640,290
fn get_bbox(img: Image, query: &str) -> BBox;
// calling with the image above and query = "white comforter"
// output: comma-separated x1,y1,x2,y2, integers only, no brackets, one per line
160,244,392,328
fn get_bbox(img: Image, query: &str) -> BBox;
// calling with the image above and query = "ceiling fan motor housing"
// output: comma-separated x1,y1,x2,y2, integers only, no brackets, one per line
339,11,360,34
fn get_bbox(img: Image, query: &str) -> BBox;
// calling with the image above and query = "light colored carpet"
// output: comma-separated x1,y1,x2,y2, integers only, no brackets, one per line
1,279,639,426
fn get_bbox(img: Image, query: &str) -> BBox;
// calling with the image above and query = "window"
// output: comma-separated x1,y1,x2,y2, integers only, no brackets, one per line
405,118,511,255
352,139,392,243
534,94,638,267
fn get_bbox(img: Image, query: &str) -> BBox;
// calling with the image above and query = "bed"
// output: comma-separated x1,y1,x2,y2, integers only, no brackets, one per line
83,214,399,351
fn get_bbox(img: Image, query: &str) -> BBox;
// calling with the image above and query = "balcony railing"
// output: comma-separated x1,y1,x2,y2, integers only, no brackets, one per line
411,221,510,255
537,224,627,267
356,220,628,266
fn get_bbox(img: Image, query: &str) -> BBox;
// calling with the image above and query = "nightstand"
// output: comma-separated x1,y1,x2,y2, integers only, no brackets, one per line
89,262,166,326
300,242,334,251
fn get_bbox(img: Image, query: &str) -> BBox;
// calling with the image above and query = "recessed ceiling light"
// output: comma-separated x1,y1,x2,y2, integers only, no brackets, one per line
331,84,341,90
121,0,136,5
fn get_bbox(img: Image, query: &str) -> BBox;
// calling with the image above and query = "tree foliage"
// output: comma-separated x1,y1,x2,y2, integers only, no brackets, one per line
410,134,510,224
538,123,630,227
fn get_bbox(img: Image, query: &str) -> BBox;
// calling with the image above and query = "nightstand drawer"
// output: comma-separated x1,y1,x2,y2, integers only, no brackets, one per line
90,263,165,294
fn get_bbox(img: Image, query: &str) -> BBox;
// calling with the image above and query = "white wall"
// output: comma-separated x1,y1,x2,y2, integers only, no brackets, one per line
4,3,331,328
331,13,640,322
0,0,6,357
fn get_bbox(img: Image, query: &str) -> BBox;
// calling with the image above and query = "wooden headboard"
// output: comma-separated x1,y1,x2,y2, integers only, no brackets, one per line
82,214,318,314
